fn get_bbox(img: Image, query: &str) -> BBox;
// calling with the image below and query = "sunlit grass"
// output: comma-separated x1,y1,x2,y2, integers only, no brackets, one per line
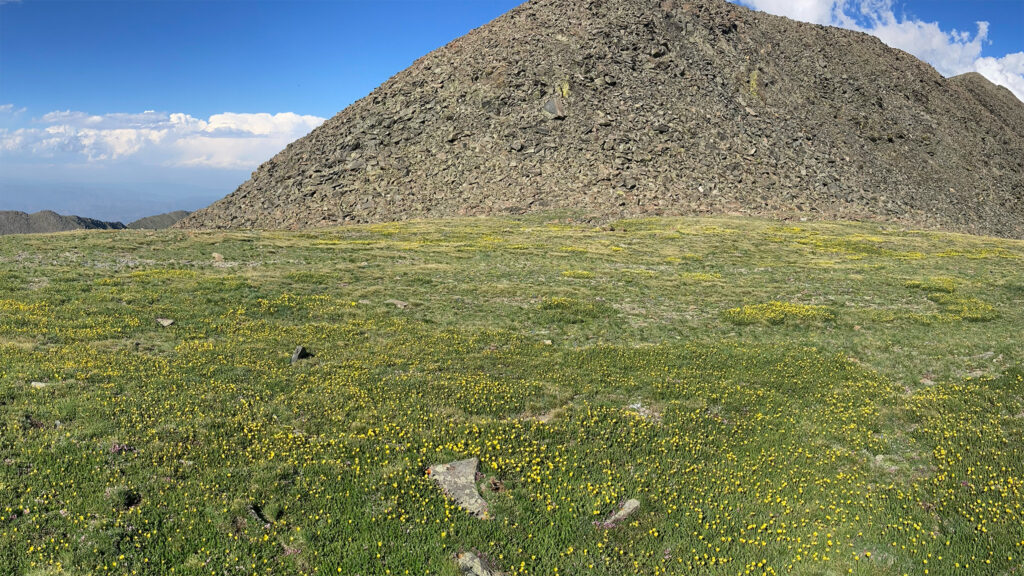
1,215,1022,575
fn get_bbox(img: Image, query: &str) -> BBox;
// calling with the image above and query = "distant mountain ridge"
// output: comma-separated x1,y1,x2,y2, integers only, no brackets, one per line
127,211,191,230
0,210,190,235
0,210,125,235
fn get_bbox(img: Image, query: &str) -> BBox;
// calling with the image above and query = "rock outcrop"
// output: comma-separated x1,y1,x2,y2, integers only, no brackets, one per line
178,0,1024,238
127,211,191,230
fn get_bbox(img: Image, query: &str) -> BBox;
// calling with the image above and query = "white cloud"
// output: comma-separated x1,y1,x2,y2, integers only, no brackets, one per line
0,109,325,168
0,103,27,116
734,0,1024,101
739,0,838,25
973,53,1024,101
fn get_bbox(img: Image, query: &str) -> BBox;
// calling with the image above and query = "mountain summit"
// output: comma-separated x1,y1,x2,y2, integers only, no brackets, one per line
178,0,1024,237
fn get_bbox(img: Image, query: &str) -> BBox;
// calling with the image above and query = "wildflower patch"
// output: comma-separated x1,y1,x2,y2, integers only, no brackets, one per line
723,301,835,325
538,297,612,324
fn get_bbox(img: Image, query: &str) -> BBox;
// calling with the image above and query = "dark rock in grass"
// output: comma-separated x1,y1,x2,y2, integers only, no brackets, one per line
484,477,506,493
291,345,313,364
596,498,640,528
249,503,273,527
111,442,136,455
20,413,44,430
428,457,489,518
106,486,141,510
456,551,506,576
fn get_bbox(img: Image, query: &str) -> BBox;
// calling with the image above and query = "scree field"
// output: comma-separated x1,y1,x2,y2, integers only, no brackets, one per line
1,216,1022,576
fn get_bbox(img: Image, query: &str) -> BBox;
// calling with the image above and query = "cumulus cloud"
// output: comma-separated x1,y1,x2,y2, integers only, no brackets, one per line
0,109,325,169
735,0,1024,100
973,53,1024,101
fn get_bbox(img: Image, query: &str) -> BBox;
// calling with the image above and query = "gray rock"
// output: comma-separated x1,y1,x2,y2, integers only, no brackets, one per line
597,498,641,528
291,346,312,364
156,318,174,327
428,457,489,518
456,551,506,576
627,401,660,421
542,99,566,119
385,299,409,309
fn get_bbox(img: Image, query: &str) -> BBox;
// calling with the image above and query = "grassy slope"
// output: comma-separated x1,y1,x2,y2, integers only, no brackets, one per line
0,215,1021,576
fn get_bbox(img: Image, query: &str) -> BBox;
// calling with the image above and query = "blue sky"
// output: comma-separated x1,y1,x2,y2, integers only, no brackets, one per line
1,0,1022,222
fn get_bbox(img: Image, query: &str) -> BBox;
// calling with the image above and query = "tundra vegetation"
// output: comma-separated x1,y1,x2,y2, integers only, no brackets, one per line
1,215,1022,575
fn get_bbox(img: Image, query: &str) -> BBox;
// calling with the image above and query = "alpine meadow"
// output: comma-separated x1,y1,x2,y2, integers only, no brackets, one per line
1,216,1022,575
2,0,1024,574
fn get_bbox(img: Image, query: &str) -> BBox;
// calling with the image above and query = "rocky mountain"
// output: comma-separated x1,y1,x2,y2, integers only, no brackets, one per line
0,211,126,235
127,211,191,230
177,0,1024,237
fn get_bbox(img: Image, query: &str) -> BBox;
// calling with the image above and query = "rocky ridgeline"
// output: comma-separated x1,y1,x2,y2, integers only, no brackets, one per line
178,0,1024,237
126,210,191,230
0,211,125,235
0,210,190,235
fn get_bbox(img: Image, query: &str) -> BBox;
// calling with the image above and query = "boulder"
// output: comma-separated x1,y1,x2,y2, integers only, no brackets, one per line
428,457,489,518
291,346,312,364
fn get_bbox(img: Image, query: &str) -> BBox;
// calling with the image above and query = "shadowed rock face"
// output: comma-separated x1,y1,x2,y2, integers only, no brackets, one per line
178,0,1024,238
0,210,125,235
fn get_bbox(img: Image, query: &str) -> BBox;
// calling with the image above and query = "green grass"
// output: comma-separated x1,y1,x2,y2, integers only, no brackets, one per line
1,215,1022,576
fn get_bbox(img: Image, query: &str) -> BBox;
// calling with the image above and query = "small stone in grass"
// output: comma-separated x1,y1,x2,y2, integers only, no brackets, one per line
596,498,640,528
156,318,174,327
291,346,312,364
456,550,506,576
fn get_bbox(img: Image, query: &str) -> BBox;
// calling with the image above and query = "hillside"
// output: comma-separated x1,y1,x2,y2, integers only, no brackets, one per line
0,210,125,235
127,210,191,229
178,0,1024,237
1,216,1022,574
